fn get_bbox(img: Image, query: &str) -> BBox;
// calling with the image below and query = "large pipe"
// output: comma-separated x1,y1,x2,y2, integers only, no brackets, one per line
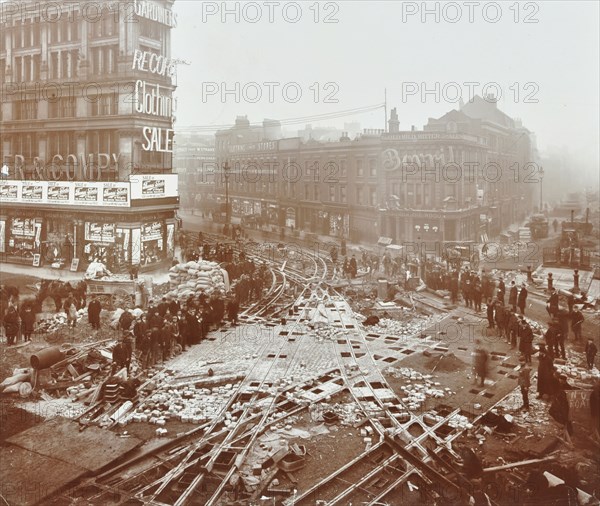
30,347,65,370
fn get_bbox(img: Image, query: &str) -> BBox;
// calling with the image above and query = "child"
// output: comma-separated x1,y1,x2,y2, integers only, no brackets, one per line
585,339,598,370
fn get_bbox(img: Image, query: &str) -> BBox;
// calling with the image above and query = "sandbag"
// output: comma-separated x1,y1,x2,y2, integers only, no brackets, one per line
0,372,31,388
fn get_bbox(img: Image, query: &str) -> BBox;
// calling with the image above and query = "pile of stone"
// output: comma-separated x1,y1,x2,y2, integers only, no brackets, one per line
35,308,87,334
166,260,229,300
128,382,240,425
386,366,453,410
363,316,435,338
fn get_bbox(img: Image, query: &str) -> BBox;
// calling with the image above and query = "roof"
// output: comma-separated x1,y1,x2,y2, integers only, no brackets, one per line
460,95,515,129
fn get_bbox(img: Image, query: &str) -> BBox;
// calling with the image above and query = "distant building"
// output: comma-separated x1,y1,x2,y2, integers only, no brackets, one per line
210,97,536,246
172,132,215,215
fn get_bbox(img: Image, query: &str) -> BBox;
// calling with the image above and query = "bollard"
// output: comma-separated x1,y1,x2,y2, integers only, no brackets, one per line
527,265,533,282
547,272,553,292
573,269,580,293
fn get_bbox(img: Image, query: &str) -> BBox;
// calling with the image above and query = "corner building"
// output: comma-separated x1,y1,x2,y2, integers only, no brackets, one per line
213,98,535,247
0,0,179,272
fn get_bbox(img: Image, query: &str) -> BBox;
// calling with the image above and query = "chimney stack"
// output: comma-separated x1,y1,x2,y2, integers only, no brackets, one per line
388,107,400,133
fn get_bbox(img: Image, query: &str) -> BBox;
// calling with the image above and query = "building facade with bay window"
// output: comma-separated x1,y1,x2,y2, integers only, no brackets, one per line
0,0,179,272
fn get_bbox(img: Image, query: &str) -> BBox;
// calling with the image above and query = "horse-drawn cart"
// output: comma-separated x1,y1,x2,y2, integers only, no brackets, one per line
86,278,145,309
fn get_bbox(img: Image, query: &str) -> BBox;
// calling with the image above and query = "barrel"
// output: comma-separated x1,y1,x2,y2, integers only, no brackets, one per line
30,347,65,370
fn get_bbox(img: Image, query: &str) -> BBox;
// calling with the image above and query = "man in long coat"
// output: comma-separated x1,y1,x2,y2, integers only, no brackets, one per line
517,284,528,315
88,295,102,329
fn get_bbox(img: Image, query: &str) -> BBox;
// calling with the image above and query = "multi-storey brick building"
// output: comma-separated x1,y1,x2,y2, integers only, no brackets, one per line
172,132,215,215
0,0,179,272
212,97,535,248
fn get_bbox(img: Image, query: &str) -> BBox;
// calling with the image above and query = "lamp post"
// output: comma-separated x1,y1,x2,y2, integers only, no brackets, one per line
222,161,231,226
539,166,544,213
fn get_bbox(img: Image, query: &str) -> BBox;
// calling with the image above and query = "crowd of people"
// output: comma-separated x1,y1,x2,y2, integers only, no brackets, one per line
108,290,242,373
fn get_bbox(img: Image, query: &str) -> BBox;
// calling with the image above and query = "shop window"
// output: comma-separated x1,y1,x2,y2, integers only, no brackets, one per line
7,218,42,260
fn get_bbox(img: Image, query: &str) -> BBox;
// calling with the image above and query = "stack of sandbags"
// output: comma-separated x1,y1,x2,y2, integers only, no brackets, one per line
166,260,229,300
0,367,33,396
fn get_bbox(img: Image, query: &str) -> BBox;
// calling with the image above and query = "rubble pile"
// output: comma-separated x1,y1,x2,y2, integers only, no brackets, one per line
362,315,436,338
166,260,229,300
309,401,363,426
312,326,348,342
128,381,240,426
385,366,454,410
35,308,87,334
554,360,600,382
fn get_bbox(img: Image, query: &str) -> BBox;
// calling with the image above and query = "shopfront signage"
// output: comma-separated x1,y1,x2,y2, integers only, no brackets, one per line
85,223,116,243
47,183,71,202
21,184,44,201
74,184,99,205
142,222,162,241
229,141,277,153
141,126,174,152
11,218,36,237
130,174,178,200
0,183,19,202
135,80,174,118
382,148,446,172
0,181,131,207
8,153,122,181
134,0,178,28
102,183,130,206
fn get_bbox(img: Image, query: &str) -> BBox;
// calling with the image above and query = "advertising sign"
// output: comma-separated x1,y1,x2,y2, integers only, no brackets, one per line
141,221,162,241
47,183,71,202
0,183,19,201
142,177,166,197
11,218,36,237
21,184,44,202
85,223,116,243
102,183,130,206
130,174,178,200
0,181,131,207
74,183,100,205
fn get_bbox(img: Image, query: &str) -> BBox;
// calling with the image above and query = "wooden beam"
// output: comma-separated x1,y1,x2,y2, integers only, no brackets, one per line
483,456,556,473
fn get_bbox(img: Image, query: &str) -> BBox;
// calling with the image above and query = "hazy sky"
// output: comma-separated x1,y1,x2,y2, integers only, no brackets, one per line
171,0,599,163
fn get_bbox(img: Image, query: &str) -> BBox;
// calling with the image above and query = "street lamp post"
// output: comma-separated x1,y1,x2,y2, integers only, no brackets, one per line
222,161,231,226
539,166,544,213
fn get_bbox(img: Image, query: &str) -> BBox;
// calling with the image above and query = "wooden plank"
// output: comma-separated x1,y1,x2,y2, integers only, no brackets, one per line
0,446,87,506
483,456,556,473
6,418,142,473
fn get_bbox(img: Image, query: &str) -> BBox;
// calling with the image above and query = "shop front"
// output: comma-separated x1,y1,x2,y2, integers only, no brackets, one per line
3,217,42,264
0,208,176,272
140,221,166,267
